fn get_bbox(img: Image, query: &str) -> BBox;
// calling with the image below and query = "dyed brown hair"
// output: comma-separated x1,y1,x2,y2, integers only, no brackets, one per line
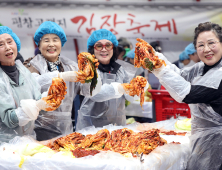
193,22,222,48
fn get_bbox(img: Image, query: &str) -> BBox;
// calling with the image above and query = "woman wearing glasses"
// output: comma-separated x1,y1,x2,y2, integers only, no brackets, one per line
23,21,101,141
76,29,147,131
144,22,222,170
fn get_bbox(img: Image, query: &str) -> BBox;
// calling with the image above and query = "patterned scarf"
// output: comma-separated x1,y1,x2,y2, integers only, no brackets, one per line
47,57,61,72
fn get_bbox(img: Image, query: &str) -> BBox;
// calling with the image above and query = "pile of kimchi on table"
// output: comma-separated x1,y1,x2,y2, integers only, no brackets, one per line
45,128,186,159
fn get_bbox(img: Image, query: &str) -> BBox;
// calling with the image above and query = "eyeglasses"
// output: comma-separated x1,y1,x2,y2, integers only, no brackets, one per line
94,43,113,51
196,40,219,52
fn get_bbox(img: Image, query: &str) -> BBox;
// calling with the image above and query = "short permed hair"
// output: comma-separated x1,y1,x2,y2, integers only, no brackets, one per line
193,22,222,48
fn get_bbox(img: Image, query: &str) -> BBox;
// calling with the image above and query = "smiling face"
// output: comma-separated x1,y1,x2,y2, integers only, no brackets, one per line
196,31,222,66
94,39,113,65
38,34,61,62
0,33,17,66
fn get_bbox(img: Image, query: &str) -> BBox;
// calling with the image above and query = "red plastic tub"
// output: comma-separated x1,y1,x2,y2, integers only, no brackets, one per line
148,89,191,122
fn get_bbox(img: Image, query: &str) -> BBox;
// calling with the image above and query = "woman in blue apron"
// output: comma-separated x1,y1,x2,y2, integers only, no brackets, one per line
76,29,148,131
146,22,222,170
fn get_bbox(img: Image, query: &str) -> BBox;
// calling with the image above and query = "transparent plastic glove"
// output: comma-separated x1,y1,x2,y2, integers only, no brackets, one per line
58,71,85,83
125,92,140,103
111,82,125,97
111,80,149,97
155,51,180,74
20,99,56,119
35,98,57,111
20,99,41,121
152,65,166,78
15,107,36,126
117,83,127,94
155,51,171,66
41,91,48,98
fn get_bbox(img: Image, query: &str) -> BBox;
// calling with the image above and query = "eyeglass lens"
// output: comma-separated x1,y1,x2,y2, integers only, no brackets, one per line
94,43,113,51
198,40,217,51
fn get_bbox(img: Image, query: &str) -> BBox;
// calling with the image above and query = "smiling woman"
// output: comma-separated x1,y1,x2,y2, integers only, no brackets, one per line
138,22,222,170
0,26,60,143
195,31,222,66
93,39,114,64
38,34,62,62
23,21,101,141
76,29,149,131
0,34,17,66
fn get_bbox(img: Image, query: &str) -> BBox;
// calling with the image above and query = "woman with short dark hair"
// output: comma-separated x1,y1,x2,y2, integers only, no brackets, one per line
146,22,222,170
76,29,148,131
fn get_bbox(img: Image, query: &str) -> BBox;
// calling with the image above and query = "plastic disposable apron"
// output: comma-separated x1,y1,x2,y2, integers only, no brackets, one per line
30,54,77,140
0,61,40,143
179,61,222,170
76,71,126,131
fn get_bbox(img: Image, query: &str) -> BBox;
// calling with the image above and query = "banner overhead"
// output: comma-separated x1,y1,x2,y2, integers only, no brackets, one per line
0,7,222,41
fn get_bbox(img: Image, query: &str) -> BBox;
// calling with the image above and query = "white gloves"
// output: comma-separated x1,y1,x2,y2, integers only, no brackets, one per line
111,82,126,96
58,71,78,82
111,80,149,96
19,99,55,120
117,83,126,95
35,99,56,111
152,65,167,78
110,82,138,102
20,99,41,121
155,52,181,74
15,99,44,126
155,52,171,66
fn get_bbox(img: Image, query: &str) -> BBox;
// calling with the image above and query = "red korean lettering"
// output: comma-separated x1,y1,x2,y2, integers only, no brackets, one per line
126,24,150,36
100,15,111,29
151,19,178,35
71,16,87,33
151,20,171,32
86,13,96,35
172,19,178,34
127,13,140,26
113,14,125,28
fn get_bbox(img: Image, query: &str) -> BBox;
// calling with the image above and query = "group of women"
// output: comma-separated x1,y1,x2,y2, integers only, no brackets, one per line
0,21,142,143
0,20,222,170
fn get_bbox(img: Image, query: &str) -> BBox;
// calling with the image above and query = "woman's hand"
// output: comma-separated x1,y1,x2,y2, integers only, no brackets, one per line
111,76,149,108
58,71,87,83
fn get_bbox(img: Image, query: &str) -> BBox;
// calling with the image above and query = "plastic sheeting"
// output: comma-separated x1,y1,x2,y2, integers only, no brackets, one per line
0,119,190,170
